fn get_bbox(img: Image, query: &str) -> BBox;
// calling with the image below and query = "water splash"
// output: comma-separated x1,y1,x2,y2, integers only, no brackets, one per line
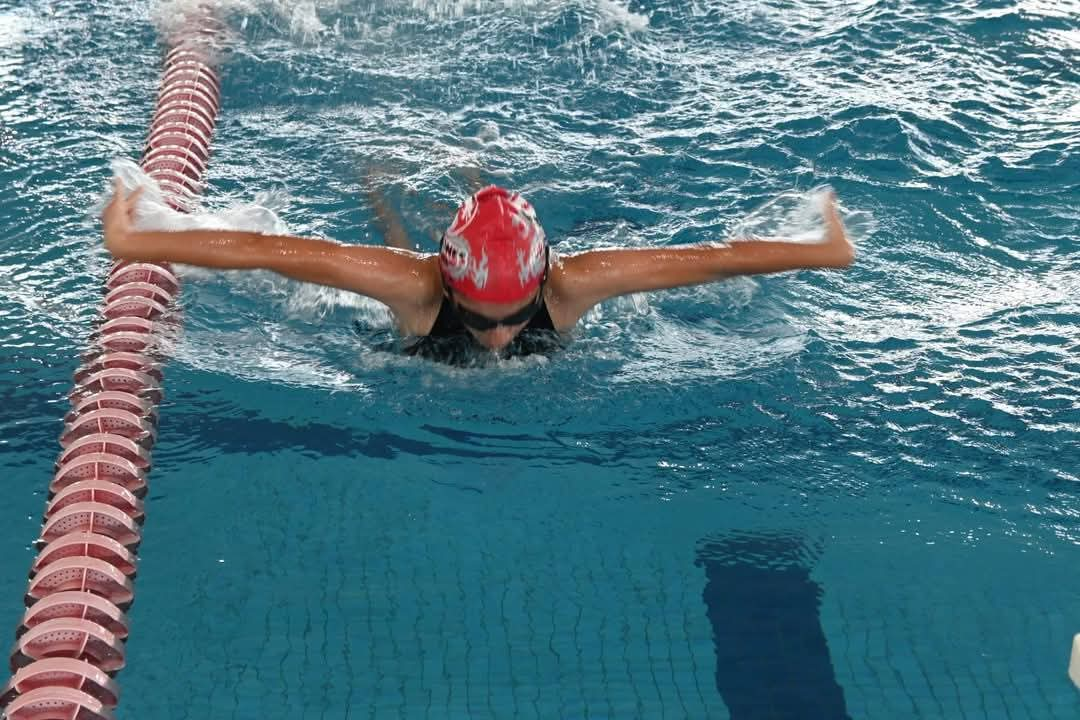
111,158,388,321
112,158,289,235
152,0,648,44
731,186,877,246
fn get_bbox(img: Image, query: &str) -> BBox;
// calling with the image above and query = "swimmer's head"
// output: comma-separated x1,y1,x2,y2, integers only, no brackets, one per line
439,185,549,304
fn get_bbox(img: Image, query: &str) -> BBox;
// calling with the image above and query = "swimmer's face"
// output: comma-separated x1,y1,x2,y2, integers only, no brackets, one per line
451,291,543,350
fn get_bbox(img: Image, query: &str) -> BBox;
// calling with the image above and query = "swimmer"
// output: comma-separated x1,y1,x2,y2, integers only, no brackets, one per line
102,181,854,357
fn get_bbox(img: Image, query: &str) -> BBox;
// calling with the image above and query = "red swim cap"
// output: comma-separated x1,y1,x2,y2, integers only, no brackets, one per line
439,186,548,303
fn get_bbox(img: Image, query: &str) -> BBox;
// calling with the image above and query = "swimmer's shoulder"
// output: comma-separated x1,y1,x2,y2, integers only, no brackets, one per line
543,251,589,332
394,254,445,336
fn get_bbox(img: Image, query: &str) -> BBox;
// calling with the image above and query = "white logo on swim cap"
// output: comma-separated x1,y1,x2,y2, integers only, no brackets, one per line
516,228,546,287
440,231,470,280
508,192,547,286
440,230,489,289
471,250,489,288
448,193,479,235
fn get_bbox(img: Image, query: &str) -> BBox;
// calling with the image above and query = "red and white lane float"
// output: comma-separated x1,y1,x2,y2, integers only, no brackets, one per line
2,26,222,720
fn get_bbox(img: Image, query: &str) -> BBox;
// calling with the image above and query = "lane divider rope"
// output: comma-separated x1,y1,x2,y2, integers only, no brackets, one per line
1,21,222,720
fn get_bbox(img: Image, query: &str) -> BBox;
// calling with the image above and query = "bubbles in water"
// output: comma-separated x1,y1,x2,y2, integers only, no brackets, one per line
284,283,394,323
473,121,500,144
402,0,647,29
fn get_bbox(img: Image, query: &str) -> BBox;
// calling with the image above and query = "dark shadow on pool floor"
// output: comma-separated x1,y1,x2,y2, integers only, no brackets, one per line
696,533,851,720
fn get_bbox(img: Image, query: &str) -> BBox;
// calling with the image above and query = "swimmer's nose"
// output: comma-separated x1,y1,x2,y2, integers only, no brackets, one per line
479,326,517,350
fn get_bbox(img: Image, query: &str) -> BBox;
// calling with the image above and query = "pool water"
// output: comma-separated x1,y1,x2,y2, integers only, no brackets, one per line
1,0,1078,718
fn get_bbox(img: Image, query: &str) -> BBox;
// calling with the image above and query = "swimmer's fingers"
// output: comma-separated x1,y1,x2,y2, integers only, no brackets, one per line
106,179,142,212
102,180,145,256
126,186,145,219
816,188,839,232
103,180,124,224
823,192,842,232
821,191,854,267
104,179,122,215
820,188,838,217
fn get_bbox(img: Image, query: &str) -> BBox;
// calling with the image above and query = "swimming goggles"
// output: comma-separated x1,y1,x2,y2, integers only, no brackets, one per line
452,289,545,331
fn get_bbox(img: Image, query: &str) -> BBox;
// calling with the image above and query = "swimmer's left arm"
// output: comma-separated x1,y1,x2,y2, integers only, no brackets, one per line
548,192,853,328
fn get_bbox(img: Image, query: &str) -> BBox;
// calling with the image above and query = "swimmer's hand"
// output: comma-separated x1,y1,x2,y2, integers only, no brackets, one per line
819,191,855,268
102,179,145,258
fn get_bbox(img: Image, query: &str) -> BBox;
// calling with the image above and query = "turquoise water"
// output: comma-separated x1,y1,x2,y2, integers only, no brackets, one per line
1,0,1078,718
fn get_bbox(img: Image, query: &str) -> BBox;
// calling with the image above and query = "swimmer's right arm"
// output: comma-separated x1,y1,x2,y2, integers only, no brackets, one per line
102,182,441,332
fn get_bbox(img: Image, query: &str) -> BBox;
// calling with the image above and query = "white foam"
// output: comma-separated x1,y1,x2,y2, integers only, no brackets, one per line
595,0,649,33
111,159,288,234
150,0,238,60
152,0,350,47
0,8,30,51
730,187,831,243
152,0,649,43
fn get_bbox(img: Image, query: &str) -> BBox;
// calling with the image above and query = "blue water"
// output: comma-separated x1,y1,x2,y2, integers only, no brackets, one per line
1,0,1078,718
